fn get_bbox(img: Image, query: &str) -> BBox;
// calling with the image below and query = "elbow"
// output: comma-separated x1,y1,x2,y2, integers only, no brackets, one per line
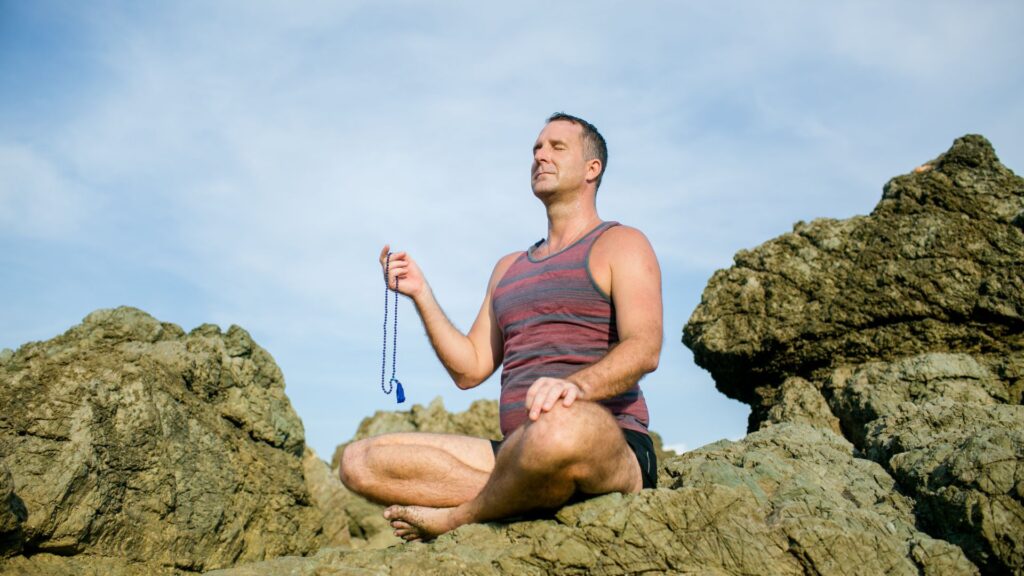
642,346,661,374
644,354,660,375
453,372,485,390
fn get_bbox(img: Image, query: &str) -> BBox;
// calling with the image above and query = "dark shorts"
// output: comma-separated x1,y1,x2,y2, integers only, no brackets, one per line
490,428,658,490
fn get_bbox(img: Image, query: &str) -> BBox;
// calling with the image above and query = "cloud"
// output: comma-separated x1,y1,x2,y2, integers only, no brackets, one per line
1,1,1021,458
0,143,89,239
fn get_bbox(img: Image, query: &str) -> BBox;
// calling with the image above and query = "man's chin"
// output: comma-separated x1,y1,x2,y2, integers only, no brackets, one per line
531,186,554,199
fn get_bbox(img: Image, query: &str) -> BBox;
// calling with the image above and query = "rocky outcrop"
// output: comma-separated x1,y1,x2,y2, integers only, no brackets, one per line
0,308,329,574
1,460,26,557
684,135,1024,574
3,134,1020,575
210,423,975,575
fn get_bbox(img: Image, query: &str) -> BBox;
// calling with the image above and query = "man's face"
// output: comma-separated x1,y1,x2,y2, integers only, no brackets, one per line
531,120,589,198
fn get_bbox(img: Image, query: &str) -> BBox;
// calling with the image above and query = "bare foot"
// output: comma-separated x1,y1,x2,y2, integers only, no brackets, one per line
383,505,461,542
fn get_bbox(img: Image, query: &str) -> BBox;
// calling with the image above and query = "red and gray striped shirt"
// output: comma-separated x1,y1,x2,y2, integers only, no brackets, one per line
492,221,651,438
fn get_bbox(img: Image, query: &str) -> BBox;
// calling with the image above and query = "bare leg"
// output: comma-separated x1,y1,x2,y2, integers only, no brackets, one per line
384,401,641,541
339,432,496,507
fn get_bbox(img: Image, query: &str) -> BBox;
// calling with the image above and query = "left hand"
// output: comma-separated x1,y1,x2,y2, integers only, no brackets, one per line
526,377,584,421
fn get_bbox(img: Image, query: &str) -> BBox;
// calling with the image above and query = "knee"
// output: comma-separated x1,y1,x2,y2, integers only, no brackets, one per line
337,439,371,493
520,403,596,467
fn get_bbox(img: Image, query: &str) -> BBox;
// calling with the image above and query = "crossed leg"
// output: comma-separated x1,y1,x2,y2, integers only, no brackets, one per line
339,431,495,507
341,400,641,541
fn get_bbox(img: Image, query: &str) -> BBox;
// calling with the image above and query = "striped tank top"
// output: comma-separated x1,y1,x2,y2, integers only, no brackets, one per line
492,221,650,438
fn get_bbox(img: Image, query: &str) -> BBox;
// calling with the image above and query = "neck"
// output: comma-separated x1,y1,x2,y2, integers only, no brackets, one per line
542,200,601,255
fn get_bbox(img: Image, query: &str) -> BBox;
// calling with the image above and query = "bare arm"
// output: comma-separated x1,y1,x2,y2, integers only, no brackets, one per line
525,227,662,419
380,245,517,389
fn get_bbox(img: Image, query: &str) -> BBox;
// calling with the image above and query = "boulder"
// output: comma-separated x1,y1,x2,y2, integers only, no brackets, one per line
827,354,1024,574
684,135,1024,574
684,135,1023,419
0,307,323,574
209,424,976,575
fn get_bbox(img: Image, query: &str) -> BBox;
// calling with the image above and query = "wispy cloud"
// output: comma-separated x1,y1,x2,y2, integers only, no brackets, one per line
2,1,1022,456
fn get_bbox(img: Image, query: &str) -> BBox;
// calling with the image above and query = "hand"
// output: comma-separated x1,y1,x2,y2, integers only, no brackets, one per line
525,377,584,420
379,244,427,300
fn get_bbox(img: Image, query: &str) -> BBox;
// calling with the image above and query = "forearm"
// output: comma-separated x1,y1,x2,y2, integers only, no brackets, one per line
411,285,489,388
567,336,660,401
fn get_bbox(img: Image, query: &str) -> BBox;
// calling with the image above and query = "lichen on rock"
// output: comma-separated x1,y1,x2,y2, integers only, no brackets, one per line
0,307,326,574
685,135,1024,574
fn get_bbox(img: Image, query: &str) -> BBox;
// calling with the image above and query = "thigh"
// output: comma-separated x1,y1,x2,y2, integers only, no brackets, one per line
367,432,497,474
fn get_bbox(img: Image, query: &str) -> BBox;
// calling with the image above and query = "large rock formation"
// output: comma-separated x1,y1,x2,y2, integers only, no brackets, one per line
685,135,1024,574
211,421,974,575
3,134,1020,575
0,308,339,574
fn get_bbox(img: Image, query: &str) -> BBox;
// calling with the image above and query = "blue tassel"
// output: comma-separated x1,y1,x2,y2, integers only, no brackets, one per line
395,379,406,404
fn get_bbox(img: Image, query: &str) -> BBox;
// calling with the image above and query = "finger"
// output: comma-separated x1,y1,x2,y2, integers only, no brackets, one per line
527,380,549,420
542,384,564,411
526,377,553,409
562,383,578,407
531,385,559,420
379,244,391,265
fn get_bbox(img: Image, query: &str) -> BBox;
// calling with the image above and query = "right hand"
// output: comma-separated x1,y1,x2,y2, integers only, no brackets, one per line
379,244,427,299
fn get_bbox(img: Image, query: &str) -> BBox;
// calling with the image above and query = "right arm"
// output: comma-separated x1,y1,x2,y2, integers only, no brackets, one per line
380,245,519,389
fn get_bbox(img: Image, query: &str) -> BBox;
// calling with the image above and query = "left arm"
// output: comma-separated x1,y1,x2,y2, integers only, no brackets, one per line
526,226,663,419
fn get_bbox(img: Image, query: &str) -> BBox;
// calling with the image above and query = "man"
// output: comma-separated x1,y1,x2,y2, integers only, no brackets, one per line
339,113,663,542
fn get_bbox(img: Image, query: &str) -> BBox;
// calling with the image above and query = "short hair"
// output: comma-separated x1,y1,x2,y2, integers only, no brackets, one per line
547,112,608,190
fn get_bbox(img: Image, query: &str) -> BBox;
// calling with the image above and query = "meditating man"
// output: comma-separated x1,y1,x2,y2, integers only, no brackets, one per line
339,113,663,541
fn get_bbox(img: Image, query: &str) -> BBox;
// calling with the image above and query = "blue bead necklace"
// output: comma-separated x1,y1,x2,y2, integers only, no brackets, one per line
381,253,406,403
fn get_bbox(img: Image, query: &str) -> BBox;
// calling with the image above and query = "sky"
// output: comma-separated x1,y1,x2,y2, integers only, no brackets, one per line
2,1,1022,459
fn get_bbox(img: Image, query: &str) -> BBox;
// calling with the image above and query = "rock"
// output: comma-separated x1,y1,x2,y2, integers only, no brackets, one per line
1,460,27,557
208,424,977,576
300,448,350,549
0,307,322,574
827,354,1024,575
684,136,1024,574
684,135,1023,418
763,376,842,434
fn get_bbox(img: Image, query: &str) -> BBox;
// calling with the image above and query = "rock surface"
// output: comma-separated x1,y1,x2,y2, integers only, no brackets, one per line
0,308,329,574
684,135,1024,574
210,424,976,576
0,460,26,558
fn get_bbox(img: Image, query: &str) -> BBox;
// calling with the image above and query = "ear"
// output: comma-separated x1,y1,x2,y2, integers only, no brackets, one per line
585,158,603,183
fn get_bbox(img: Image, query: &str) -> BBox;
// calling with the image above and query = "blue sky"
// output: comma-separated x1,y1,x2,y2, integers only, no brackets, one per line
2,1,1022,458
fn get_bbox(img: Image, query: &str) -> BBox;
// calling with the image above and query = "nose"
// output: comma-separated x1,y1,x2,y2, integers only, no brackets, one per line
534,144,551,164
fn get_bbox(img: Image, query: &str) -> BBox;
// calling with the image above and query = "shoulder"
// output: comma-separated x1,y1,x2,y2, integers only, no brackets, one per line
487,251,525,289
594,224,657,258
495,250,524,272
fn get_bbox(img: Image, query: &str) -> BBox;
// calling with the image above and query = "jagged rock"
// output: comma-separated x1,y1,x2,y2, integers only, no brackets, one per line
684,135,1024,418
1,460,27,557
209,423,976,576
300,448,350,549
684,136,1024,574
763,376,842,433
0,307,322,574
827,354,1024,574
